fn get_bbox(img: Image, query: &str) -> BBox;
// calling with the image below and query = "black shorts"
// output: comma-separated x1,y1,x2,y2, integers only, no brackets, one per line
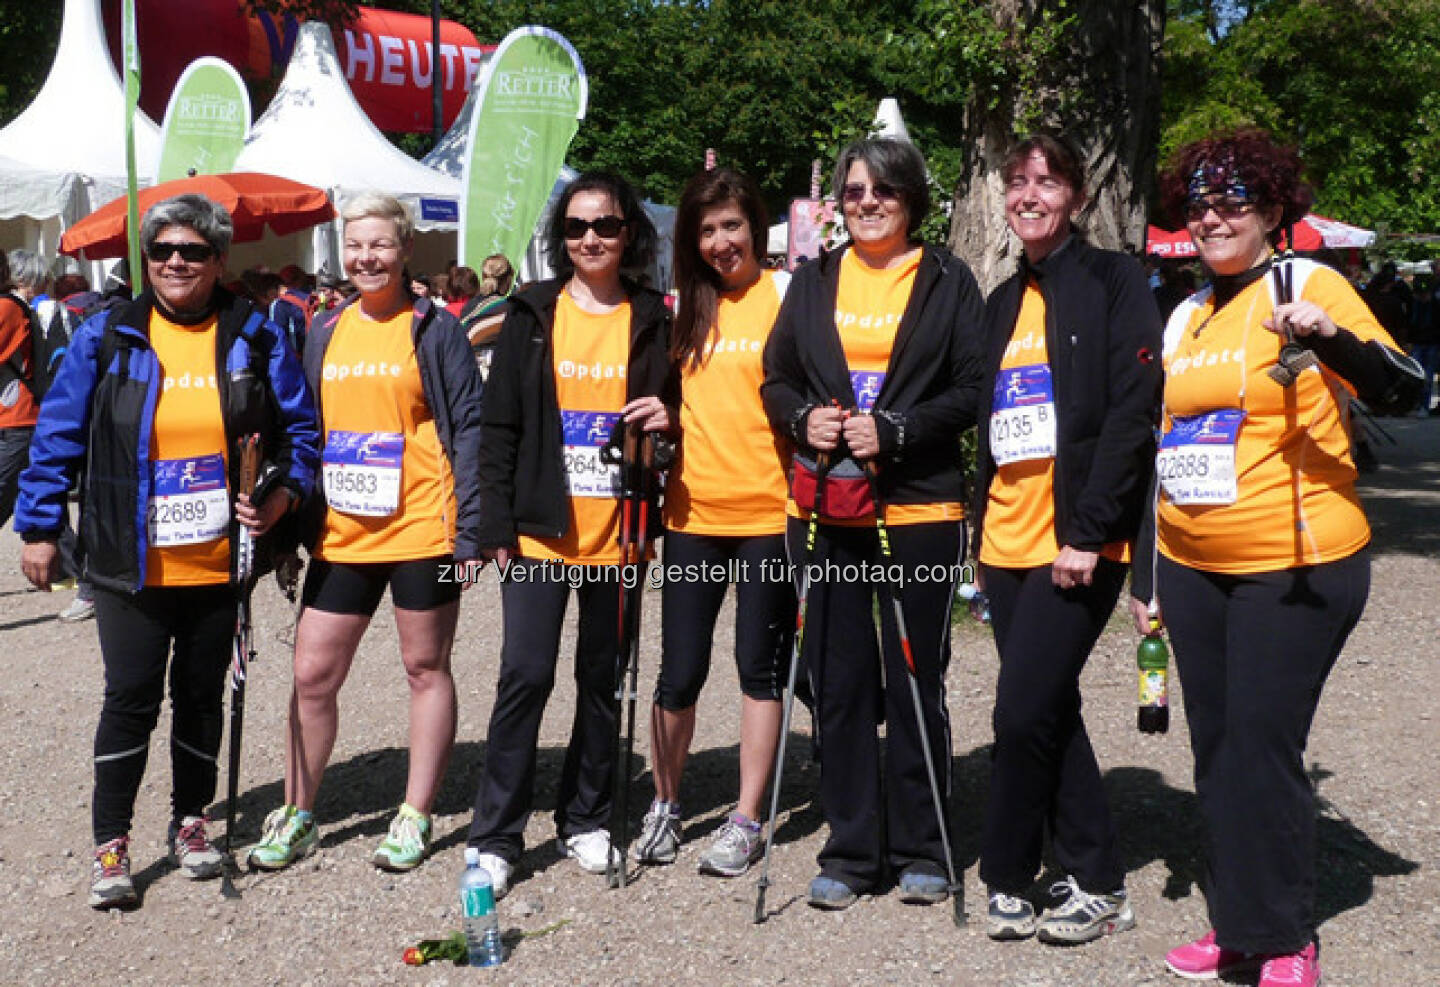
301,555,462,615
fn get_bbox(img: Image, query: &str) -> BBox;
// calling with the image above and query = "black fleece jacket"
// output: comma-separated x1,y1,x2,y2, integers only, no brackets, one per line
475,278,673,551
761,244,985,507
972,237,1163,555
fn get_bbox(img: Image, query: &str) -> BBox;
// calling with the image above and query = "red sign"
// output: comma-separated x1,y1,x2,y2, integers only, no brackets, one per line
103,0,491,134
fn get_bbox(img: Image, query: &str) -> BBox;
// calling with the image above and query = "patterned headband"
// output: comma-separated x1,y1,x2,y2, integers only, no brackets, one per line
1187,156,1251,201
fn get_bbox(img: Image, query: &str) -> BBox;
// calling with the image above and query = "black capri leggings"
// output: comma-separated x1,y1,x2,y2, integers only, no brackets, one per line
654,531,795,710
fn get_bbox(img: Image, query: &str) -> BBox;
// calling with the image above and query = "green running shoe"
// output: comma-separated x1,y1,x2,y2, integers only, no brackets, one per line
371,803,432,872
246,805,318,872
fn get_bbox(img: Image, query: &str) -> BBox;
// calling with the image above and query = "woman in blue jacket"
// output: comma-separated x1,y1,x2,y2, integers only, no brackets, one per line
16,194,319,909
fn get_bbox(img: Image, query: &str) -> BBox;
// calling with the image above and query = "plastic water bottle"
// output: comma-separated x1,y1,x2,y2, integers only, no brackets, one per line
1136,616,1171,734
461,848,504,967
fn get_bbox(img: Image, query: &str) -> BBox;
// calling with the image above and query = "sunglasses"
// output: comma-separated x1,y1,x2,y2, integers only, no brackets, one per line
841,182,902,204
563,215,627,240
146,241,215,263
1184,196,1256,223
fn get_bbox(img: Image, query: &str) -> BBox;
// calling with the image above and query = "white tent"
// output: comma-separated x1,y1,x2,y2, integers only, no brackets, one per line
423,84,675,288
232,21,462,277
0,0,159,267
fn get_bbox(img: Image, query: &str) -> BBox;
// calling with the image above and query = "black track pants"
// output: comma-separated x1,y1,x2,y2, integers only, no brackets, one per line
978,558,1127,895
1158,550,1369,955
467,561,626,862
91,583,235,843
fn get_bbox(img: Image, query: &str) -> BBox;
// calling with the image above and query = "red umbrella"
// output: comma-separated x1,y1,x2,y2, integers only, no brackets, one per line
60,172,335,259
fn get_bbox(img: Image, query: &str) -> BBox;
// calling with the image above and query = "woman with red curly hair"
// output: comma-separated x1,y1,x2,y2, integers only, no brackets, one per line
1132,130,1422,987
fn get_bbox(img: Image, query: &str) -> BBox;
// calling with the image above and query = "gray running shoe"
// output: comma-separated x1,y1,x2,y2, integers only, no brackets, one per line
697,812,762,877
90,836,138,909
987,890,1038,940
168,815,224,879
632,803,681,865
1037,875,1135,945
59,596,95,622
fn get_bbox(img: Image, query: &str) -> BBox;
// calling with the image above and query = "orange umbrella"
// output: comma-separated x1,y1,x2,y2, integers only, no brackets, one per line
60,172,335,259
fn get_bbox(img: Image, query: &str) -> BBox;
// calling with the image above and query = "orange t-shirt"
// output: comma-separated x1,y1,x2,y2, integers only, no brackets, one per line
145,311,231,587
316,305,454,563
788,249,963,527
1157,262,1388,572
518,292,631,565
664,271,789,536
0,296,39,428
981,282,1126,568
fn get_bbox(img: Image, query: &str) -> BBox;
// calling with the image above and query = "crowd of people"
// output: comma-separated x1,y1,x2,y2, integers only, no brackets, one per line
1,125,1428,987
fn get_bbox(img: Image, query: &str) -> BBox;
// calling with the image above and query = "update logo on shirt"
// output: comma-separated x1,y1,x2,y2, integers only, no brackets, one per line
162,372,219,392
323,360,404,381
557,360,627,381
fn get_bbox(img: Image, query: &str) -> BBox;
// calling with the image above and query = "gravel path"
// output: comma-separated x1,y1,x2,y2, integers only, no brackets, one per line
1,419,1436,985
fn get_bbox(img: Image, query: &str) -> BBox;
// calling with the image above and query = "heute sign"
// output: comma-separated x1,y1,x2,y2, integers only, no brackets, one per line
103,0,491,134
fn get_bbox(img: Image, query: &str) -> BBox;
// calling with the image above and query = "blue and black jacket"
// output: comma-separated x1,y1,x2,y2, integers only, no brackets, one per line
15,288,320,593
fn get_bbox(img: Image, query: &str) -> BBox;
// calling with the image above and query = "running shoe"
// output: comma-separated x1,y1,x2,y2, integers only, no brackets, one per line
89,836,138,909
1257,942,1320,987
470,849,513,901
168,815,224,879
371,803,432,872
1164,929,1263,980
897,867,949,905
807,874,858,910
632,802,681,865
697,812,763,877
245,805,318,871
986,889,1037,940
58,596,95,622
560,830,620,874
1037,875,1135,944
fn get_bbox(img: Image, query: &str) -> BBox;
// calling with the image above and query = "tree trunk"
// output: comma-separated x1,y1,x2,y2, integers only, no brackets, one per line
948,0,1166,292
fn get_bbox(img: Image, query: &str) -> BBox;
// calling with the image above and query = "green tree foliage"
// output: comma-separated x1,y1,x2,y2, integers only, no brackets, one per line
1162,0,1440,235
0,1,62,127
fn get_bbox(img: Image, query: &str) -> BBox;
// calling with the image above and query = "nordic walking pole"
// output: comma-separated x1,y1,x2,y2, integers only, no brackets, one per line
606,422,642,889
616,431,653,887
863,460,965,926
221,433,261,900
753,451,829,924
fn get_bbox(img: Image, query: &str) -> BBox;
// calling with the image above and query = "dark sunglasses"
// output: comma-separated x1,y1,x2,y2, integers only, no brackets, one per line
1183,196,1256,223
146,241,215,263
563,215,627,240
841,181,902,204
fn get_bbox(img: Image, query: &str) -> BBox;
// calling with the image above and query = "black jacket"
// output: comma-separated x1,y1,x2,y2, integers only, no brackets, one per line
972,237,1163,555
761,244,985,507
476,278,673,551
303,295,485,561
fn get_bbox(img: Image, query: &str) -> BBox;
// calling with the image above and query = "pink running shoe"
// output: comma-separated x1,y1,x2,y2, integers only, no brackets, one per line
1257,942,1321,987
1164,929,1262,980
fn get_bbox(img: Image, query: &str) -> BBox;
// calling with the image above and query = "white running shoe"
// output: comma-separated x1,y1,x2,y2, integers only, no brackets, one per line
560,830,620,874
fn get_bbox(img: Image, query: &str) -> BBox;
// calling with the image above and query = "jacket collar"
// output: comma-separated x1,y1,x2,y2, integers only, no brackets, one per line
510,276,668,340
1017,234,1080,281
113,286,252,342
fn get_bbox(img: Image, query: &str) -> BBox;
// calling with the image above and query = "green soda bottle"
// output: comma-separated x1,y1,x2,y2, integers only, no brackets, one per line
1136,616,1170,734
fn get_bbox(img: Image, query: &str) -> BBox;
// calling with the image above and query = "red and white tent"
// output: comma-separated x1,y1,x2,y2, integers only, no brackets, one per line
1146,213,1376,258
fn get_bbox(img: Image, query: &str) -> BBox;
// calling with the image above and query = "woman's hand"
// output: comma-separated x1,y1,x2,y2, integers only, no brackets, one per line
1265,300,1338,339
622,396,671,432
1129,596,1160,636
806,405,846,451
843,413,880,459
236,488,293,536
1052,545,1098,590
454,558,486,592
20,541,61,591
483,546,513,571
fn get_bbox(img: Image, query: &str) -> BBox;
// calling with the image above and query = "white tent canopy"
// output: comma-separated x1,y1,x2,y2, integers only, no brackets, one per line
0,0,159,264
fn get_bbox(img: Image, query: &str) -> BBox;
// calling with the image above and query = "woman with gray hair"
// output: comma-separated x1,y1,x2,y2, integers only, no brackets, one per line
14,193,320,909
246,191,484,876
761,138,985,909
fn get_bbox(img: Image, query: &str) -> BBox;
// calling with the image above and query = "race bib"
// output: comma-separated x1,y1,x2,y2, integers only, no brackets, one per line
148,454,229,547
323,430,403,516
850,371,885,413
990,364,1057,465
562,410,623,498
1157,409,1246,505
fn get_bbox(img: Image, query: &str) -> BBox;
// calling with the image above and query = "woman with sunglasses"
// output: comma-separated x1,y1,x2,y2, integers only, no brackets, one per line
246,192,484,875
16,193,319,908
762,138,985,910
464,172,672,897
1134,130,1422,987
973,134,1161,945
630,168,795,877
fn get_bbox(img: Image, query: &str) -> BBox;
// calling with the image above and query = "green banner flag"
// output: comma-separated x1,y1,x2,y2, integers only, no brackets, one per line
123,0,142,283
459,26,587,272
156,57,251,182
